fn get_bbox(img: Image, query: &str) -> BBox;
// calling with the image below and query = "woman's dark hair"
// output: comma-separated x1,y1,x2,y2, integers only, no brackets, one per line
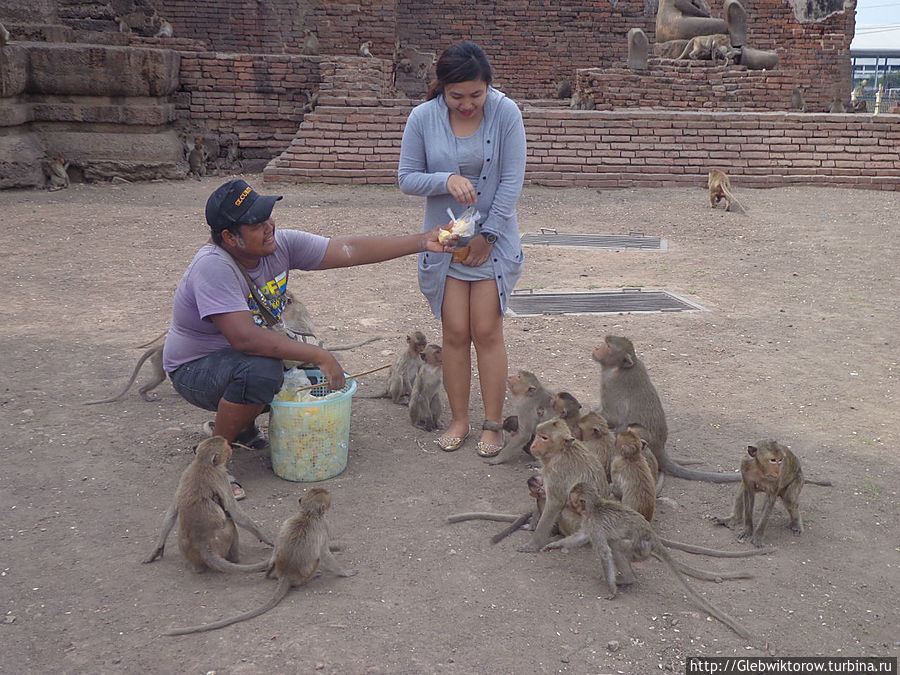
426,41,493,101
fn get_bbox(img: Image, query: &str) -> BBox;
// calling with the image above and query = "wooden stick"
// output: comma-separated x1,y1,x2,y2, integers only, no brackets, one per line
293,363,392,393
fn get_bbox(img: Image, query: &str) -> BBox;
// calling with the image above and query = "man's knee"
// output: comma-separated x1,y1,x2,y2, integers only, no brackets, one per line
226,356,284,405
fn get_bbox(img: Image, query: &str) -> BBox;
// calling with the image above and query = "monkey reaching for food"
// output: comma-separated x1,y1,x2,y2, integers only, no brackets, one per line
165,488,356,635
143,436,273,573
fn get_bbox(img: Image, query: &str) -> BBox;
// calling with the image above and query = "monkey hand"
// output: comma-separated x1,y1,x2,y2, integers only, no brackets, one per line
142,546,165,564
540,541,568,552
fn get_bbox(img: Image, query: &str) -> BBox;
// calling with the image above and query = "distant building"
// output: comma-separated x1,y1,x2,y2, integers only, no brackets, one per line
851,25,900,88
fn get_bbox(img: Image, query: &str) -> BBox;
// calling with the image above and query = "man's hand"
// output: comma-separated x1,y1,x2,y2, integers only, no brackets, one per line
424,223,458,253
315,350,346,390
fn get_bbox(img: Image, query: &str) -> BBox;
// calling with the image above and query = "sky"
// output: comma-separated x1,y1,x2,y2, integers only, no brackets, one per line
854,0,900,24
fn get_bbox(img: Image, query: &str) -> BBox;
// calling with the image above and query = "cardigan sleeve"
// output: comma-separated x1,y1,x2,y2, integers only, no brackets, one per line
398,104,456,197
480,100,526,236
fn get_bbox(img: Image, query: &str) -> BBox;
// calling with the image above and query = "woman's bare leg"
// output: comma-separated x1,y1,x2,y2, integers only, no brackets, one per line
470,279,506,447
440,277,473,441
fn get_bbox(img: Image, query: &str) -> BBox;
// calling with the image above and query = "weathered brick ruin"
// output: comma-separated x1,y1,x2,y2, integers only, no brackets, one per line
1,0,897,191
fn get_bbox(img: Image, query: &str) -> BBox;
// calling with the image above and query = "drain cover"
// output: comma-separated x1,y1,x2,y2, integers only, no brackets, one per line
506,288,705,317
520,230,667,251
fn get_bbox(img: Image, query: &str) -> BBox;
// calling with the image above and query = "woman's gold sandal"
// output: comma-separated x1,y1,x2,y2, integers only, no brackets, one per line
475,420,504,458
435,425,470,452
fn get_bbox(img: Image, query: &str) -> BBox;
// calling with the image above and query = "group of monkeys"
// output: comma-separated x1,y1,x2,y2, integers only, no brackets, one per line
136,328,828,640
371,332,829,642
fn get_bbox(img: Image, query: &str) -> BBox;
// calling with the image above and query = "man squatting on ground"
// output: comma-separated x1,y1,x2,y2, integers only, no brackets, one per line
162,179,455,499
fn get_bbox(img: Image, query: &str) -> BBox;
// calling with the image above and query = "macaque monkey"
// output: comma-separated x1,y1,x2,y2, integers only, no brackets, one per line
544,484,752,640
676,34,735,65
83,336,167,404
0,22,9,46
828,90,846,113
364,331,426,404
187,139,207,180
486,370,555,465
408,344,443,431
359,41,373,57
303,88,319,114
625,422,663,494
790,87,807,112
594,335,741,483
609,429,656,522
574,411,616,475
153,17,174,38
555,79,573,100
551,392,582,434
45,156,70,191
165,488,356,635
301,29,320,56
143,437,273,572
280,289,317,342
708,168,745,213
520,418,610,552
114,15,131,33
850,98,867,113
714,440,804,547
570,90,595,110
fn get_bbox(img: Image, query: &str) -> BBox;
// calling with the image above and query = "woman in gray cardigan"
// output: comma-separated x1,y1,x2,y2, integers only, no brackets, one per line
398,41,527,457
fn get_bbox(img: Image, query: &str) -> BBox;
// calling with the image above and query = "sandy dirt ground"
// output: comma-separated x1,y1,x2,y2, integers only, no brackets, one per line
1,175,897,674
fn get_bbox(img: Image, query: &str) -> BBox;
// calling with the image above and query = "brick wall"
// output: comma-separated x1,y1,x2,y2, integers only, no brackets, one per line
263,101,900,191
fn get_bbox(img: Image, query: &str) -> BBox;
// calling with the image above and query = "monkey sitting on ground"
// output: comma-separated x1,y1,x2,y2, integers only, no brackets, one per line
573,411,616,476
165,488,356,635
713,440,805,547
301,29,320,56
676,34,736,66
555,79,573,100
143,436,273,572
708,168,746,213
519,418,610,552
45,156,70,191
365,331,426,404
828,92,846,113
593,335,741,483
622,422,662,494
409,344,442,432
83,332,167,404
543,483,752,640
187,139,207,180
485,370,555,464
609,428,656,523
359,41,374,57
551,391,582,435
153,17,174,38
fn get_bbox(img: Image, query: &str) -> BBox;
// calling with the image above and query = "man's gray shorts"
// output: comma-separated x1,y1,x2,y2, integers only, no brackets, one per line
170,347,284,411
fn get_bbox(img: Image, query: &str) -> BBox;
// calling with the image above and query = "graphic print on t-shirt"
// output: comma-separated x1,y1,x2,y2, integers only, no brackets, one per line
247,270,288,326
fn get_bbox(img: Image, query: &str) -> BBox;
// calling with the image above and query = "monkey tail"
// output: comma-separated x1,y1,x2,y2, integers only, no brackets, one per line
659,537,774,558
83,347,159,405
490,512,533,544
201,549,271,574
446,512,522,524
655,472,665,496
805,479,833,487
723,186,748,214
653,552,754,581
654,545,753,641
135,330,167,349
658,457,741,483
323,336,385,352
165,578,291,636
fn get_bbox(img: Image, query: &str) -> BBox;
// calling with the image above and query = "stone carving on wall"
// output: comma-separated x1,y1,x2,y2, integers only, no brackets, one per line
654,0,779,70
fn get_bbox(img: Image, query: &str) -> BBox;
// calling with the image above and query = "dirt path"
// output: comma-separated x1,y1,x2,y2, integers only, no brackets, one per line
1,177,897,673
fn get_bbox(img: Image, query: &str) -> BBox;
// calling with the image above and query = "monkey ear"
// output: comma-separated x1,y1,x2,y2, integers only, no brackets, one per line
621,353,635,368
747,445,758,457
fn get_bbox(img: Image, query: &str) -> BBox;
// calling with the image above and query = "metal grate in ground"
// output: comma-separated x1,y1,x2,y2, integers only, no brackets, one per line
520,229,667,251
506,288,705,317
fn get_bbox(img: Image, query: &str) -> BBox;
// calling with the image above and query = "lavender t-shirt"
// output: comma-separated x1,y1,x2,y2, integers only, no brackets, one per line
163,229,329,372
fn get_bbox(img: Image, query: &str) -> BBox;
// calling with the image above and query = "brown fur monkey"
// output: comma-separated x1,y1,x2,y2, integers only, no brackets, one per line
165,488,356,634
624,422,661,492
610,428,656,522
708,169,745,213
84,337,167,404
301,29,320,55
676,33,735,65
574,411,617,476
790,87,807,112
545,484,752,640
143,437,273,572
45,156,70,191
187,139,207,180
520,418,610,552
714,440,804,547
486,370,555,464
593,335,741,483
551,392,582,435
367,331,426,404
409,344,443,431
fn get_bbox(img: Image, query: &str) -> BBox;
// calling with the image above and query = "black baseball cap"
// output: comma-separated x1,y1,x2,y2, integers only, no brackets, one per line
205,179,283,232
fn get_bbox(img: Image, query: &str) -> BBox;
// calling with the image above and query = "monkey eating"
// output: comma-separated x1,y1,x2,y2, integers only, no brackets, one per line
713,440,805,547
708,168,745,213
143,436,273,573
485,370,555,464
84,333,167,404
593,335,742,483
165,488,356,635
408,344,443,432
544,483,753,640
